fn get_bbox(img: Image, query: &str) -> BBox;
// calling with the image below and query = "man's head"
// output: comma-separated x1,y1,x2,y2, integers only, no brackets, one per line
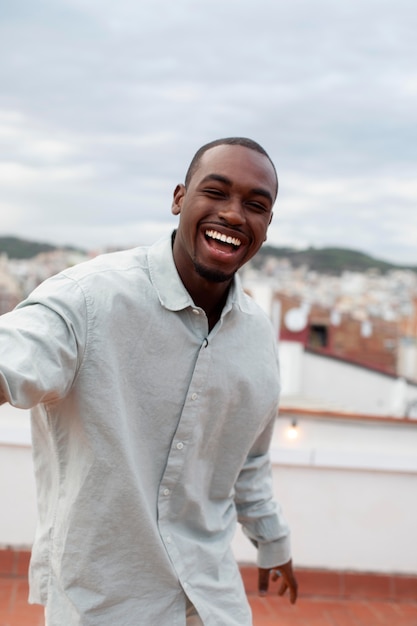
184,137,278,199
172,137,278,288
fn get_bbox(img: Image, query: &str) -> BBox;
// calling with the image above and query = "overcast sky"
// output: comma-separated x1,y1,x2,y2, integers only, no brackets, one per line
1,0,416,264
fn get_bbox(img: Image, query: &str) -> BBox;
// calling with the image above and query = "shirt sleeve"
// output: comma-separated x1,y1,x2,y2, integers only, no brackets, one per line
234,414,292,569
0,272,87,409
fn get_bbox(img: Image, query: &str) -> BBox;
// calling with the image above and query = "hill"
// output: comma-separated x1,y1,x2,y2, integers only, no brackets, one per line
1,235,416,274
254,244,417,275
0,236,83,259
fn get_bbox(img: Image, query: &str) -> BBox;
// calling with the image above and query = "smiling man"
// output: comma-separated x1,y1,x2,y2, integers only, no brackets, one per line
0,137,297,625
172,140,277,333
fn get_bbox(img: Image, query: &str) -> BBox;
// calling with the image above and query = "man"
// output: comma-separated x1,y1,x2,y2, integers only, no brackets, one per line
0,137,297,625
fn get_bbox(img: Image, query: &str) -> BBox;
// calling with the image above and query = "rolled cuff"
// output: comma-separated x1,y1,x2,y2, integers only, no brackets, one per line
257,535,292,570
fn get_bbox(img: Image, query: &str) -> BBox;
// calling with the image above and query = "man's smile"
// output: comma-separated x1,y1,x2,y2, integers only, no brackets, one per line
205,229,242,249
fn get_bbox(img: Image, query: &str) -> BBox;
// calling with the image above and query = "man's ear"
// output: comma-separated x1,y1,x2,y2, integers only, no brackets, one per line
172,184,186,215
264,211,274,241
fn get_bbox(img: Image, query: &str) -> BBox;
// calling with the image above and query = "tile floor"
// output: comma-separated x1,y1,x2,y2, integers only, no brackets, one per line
1,558,417,626
249,595,417,626
0,577,43,626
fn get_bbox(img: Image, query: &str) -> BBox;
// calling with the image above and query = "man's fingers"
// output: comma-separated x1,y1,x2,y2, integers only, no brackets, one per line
271,569,280,582
288,580,298,604
278,579,287,596
258,562,298,604
279,560,299,604
257,568,270,596
282,573,298,604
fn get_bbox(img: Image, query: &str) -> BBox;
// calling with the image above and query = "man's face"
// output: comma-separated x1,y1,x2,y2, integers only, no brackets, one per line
172,144,277,285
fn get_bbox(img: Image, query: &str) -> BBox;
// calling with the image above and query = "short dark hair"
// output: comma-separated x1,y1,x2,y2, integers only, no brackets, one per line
184,137,278,197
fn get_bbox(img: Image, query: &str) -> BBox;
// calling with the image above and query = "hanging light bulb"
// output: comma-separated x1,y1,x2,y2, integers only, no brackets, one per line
286,419,299,440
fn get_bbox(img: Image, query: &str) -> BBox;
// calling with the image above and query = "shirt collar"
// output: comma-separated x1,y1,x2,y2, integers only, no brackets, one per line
147,234,253,315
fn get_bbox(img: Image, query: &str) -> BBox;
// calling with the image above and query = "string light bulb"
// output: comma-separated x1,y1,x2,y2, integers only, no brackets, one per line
286,419,299,440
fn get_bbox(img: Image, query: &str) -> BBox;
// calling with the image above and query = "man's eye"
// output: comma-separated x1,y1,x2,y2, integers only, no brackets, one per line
204,188,225,197
247,202,268,212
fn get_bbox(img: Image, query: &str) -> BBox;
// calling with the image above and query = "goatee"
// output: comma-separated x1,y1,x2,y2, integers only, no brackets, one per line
193,260,234,283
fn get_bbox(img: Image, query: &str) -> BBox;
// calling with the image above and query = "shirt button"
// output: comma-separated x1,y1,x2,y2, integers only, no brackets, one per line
166,536,172,543
163,488,170,496
183,582,189,590
176,442,184,450
191,393,198,401
192,308,200,315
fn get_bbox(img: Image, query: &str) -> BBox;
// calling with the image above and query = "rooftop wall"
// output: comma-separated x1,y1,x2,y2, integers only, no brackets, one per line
233,411,417,575
2,404,417,575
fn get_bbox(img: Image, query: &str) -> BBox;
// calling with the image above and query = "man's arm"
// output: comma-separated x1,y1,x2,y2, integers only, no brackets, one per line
0,273,86,409
234,416,298,603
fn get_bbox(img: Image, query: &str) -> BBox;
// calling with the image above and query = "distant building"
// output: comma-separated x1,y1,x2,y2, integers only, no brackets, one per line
0,254,22,315
397,297,417,382
277,293,399,377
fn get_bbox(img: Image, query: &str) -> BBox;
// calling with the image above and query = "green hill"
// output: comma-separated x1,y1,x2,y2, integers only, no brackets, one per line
0,236,83,259
1,235,416,274
254,244,417,275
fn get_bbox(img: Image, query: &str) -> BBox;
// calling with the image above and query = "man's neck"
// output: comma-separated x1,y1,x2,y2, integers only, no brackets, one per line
171,230,233,330
184,273,232,331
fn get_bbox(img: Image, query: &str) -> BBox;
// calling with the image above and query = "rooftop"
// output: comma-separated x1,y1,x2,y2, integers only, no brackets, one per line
1,552,416,625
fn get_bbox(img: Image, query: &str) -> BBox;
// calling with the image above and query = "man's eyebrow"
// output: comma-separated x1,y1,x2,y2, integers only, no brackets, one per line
251,188,274,203
200,174,232,186
199,174,274,203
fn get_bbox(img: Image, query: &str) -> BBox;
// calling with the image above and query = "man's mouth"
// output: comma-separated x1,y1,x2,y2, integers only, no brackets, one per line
205,229,242,249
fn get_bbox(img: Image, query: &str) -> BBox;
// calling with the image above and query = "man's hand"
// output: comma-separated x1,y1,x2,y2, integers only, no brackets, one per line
258,559,298,604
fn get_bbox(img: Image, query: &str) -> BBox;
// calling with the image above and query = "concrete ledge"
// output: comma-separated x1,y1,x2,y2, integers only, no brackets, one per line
0,548,31,578
270,446,417,473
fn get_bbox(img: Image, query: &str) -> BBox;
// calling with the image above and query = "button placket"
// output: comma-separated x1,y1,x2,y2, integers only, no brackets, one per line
157,336,212,572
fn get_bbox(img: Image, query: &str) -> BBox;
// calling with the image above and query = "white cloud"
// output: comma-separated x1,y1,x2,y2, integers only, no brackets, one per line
0,201,27,232
0,161,96,184
0,0,415,264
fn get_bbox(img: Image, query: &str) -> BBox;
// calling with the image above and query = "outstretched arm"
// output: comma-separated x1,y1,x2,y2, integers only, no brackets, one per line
258,559,298,603
0,273,86,409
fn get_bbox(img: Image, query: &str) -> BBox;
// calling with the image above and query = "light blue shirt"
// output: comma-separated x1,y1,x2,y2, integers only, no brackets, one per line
0,236,291,626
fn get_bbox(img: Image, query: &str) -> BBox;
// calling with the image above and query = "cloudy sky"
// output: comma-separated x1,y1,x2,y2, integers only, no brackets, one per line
1,0,416,264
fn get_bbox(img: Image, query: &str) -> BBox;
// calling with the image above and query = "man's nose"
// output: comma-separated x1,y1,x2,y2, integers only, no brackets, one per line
218,198,246,225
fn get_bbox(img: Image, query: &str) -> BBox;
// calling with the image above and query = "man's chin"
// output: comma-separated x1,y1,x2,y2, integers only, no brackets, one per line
193,260,234,283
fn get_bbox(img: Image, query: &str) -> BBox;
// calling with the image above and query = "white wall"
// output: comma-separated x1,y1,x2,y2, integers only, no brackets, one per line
398,337,417,382
233,465,417,574
279,341,417,417
2,404,417,575
274,465,417,574
233,414,417,575
0,404,37,546
0,444,37,545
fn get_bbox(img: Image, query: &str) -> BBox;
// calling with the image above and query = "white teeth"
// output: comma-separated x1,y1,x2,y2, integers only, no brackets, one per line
205,229,242,247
